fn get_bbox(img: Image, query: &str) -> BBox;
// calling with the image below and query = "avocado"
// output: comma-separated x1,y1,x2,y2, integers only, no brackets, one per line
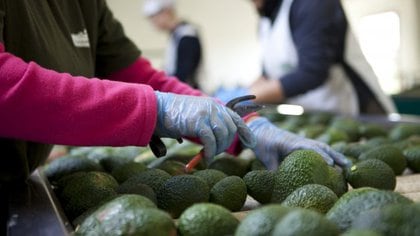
110,162,147,183
341,142,371,160
193,169,227,188
209,176,247,212
243,170,275,204
272,208,340,236
358,145,407,175
326,187,413,231
351,203,420,236
345,159,396,190
178,203,239,236
208,155,250,177
271,150,330,203
157,175,209,218
298,125,326,139
116,182,157,205
121,168,171,193
43,155,103,182
340,229,382,236
307,112,333,125
364,137,391,148
75,195,175,236
316,127,350,145
249,158,267,170
282,184,338,214
389,123,420,141
358,123,387,139
59,171,119,220
235,204,292,236
403,145,420,173
330,117,362,142
325,166,348,197
393,135,420,150
99,155,136,172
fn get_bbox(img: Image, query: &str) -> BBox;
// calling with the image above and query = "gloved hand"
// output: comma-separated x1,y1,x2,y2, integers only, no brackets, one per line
213,86,250,104
154,92,256,161
248,117,351,170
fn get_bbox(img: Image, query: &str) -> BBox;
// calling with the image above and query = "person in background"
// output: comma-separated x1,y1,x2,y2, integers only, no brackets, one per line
215,0,396,115
143,0,202,89
0,0,348,185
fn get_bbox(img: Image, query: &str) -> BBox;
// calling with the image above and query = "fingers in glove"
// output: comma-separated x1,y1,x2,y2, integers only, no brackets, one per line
198,127,217,162
211,111,236,154
311,148,335,166
325,149,352,168
226,109,256,148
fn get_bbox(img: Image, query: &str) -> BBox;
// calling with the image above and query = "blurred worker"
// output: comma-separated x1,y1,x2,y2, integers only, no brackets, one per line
216,0,395,115
144,0,202,88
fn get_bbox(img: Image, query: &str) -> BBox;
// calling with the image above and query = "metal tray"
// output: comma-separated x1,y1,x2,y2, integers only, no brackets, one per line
6,170,72,236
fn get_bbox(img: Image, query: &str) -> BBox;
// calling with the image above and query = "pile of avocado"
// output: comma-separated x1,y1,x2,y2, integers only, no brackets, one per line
41,111,420,235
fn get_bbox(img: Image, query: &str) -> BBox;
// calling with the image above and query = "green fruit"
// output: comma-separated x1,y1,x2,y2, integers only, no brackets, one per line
243,170,275,204
178,203,239,236
341,229,382,236
157,175,209,218
364,137,391,148
345,159,396,190
75,195,175,236
358,123,387,138
193,169,227,188
393,135,420,150
352,203,420,236
43,155,103,182
271,150,330,203
342,142,371,159
60,171,118,220
403,145,420,172
317,128,350,145
110,162,147,183
298,125,326,139
272,208,340,236
330,117,361,141
282,184,338,214
235,204,292,236
359,145,407,175
122,169,171,193
156,160,188,176
326,187,412,231
325,166,348,197
116,182,157,204
307,112,333,125
389,124,420,141
210,176,247,212
208,156,250,177
249,158,267,170
99,155,136,172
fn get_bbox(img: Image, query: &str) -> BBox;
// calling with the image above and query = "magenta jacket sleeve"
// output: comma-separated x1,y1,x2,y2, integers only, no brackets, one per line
105,57,203,97
0,44,158,147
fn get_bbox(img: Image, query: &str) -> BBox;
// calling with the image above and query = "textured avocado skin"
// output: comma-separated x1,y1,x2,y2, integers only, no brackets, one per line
243,170,275,204
209,176,247,211
325,166,348,197
235,204,292,236
346,159,396,190
358,145,407,175
271,150,330,203
75,195,176,236
282,184,338,214
193,169,227,188
178,203,239,236
157,175,209,218
326,188,413,231
403,146,420,172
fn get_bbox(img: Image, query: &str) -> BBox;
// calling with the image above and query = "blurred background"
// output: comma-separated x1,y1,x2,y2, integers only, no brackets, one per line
107,0,420,111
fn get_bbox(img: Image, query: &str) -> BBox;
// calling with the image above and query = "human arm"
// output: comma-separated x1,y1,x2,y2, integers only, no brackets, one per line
250,0,337,103
247,117,350,170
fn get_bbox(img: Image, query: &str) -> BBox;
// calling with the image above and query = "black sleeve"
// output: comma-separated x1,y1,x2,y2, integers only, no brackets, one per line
174,36,202,88
280,0,338,98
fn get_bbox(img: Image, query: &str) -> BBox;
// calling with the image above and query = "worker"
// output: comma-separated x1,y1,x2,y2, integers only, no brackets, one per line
216,0,395,115
143,0,202,89
0,0,347,183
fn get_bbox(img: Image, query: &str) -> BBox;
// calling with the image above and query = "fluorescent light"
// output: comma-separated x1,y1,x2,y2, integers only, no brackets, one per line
276,104,304,116
388,113,401,121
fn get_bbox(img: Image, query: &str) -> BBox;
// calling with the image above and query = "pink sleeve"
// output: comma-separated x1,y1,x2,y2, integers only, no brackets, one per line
105,57,204,96
0,44,157,146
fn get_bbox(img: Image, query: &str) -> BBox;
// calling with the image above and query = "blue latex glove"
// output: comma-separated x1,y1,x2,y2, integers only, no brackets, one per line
154,92,256,161
213,87,250,104
248,117,351,170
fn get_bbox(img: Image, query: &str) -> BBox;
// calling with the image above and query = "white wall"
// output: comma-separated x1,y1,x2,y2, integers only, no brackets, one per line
106,0,261,93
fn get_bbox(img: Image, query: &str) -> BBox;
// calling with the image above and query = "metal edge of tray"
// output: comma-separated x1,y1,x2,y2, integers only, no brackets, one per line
7,169,73,236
